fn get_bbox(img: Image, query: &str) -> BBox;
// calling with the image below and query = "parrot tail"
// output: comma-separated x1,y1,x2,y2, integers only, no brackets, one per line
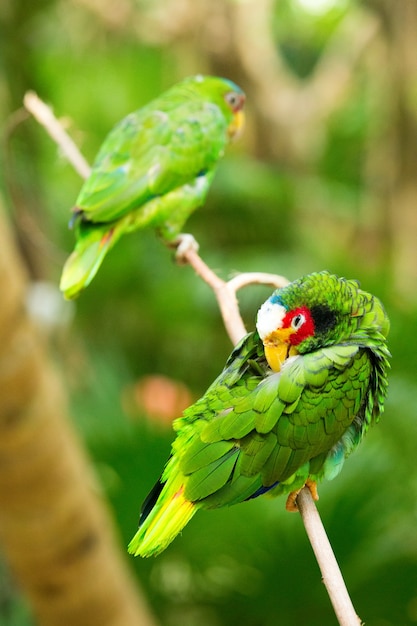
128,460,197,558
60,222,116,299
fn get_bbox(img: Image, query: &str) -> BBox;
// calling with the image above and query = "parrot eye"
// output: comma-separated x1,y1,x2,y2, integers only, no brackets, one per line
284,306,315,345
225,91,244,111
291,313,306,331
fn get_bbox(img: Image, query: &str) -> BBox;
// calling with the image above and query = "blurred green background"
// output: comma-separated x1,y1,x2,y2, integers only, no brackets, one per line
1,0,417,624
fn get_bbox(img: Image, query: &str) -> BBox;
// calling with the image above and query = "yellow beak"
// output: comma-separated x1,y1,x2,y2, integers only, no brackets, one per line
228,110,245,140
262,328,298,373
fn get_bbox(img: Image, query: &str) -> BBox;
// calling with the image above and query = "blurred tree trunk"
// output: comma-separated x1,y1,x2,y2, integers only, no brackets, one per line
371,0,417,300
0,208,157,626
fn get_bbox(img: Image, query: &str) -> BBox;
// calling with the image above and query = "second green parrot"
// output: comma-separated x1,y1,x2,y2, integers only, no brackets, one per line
128,271,390,558
60,75,245,299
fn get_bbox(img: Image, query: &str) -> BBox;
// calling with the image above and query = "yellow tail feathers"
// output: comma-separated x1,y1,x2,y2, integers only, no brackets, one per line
128,474,197,558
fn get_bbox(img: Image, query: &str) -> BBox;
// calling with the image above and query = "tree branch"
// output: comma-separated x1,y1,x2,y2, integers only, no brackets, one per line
180,248,288,344
23,91,91,179
24,90,362,626
297,488,362,626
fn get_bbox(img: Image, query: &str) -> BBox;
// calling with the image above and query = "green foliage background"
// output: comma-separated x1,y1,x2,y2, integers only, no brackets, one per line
1,0,417,624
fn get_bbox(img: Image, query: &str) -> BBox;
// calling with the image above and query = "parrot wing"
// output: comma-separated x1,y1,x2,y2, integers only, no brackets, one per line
76,100,229,224
129,335,374,556
181,341,372,507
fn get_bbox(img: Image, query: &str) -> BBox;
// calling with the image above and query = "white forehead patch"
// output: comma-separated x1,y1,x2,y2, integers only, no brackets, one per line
256,301,287,340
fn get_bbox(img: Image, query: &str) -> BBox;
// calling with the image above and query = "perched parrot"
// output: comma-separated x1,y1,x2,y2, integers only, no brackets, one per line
60,75,245,299
128,271,390,558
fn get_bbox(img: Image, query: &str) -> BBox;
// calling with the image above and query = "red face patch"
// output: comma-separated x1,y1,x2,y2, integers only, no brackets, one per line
282,306,315,345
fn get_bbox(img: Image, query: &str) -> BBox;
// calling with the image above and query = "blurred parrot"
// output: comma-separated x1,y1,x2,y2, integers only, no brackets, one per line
128,271,390,557
60,75,245,299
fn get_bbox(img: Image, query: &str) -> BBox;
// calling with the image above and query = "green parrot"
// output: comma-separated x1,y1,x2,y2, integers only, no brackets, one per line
60,75,245,299
128,271,390,558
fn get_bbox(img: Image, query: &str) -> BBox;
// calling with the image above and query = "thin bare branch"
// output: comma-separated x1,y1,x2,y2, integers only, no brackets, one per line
182,248,288,344
23,91,91,179
297,488,363,626
226,271,289,295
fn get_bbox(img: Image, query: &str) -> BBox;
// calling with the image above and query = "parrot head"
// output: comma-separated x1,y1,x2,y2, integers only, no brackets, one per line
183,75,246,140
256,271,389,372
223,87,246,140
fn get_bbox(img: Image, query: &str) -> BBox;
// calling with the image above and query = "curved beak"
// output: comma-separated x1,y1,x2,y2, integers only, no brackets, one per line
262,328,298,372
228,109,245,140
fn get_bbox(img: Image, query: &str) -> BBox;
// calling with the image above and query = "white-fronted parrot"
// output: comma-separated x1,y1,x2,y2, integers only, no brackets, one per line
128,271,390,557
60,75,245,299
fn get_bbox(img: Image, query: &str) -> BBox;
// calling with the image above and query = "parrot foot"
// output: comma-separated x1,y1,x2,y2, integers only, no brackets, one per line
171,233,200,264
285,479,319,512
